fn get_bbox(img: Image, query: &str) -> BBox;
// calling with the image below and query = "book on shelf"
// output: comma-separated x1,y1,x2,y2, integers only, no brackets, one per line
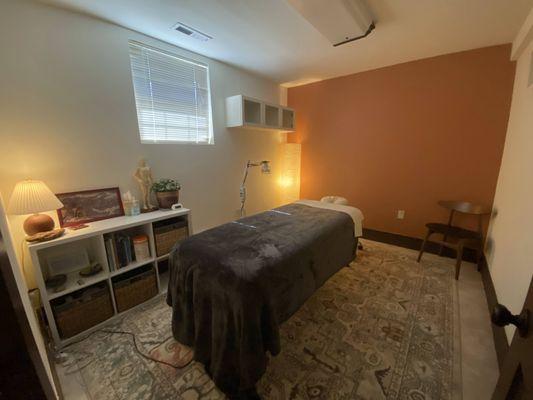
104,237,116,271
116,235,132,267
104,233,137,270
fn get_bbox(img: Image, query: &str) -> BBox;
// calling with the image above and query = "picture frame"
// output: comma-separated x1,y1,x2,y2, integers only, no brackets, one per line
56,187,124,227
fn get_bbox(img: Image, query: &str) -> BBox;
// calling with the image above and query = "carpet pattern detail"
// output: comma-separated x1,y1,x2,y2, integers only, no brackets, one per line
62,240,460,399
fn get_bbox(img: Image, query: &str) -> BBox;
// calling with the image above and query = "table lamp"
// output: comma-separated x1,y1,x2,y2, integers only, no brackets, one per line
7,180,64,236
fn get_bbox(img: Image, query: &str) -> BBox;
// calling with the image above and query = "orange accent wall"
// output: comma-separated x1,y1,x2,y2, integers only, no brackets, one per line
288,45,515,238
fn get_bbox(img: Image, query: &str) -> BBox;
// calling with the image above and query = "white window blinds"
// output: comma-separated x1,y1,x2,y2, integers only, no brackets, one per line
128,41,213,144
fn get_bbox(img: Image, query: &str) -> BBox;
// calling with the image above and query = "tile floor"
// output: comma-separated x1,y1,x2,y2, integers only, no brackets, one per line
457,261,500,399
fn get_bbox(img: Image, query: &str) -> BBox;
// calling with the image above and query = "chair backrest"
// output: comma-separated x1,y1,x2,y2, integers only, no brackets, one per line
438,200,491,215
438,200,492,234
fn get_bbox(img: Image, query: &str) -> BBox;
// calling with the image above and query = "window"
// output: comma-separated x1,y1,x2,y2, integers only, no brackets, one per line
128,41,214,144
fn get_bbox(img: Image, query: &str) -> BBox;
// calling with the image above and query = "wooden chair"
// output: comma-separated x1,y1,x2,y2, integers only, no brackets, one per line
417,201,491,280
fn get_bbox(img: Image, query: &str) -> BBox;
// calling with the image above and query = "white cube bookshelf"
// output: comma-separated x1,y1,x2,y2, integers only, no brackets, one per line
28,208,191,347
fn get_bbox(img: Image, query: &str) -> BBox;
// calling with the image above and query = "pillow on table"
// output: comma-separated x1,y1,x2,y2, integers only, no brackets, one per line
320,196,348,205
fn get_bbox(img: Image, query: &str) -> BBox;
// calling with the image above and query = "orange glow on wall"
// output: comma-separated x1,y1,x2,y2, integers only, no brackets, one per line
288,45,515,238
279,143,301,203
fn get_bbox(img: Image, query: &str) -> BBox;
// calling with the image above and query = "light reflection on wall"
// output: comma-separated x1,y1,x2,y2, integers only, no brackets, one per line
279,143,301,203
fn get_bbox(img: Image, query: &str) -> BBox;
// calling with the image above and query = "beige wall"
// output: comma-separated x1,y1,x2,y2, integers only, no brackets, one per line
0,0,287,287
486,19,533,342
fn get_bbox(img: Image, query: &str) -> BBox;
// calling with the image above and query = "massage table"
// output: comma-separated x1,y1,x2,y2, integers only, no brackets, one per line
166,200,364,398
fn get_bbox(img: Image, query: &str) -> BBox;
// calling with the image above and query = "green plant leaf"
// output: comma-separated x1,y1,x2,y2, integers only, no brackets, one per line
151,178,181,192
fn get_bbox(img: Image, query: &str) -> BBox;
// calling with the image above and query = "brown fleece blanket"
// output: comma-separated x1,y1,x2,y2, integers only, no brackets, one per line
166,203,356,398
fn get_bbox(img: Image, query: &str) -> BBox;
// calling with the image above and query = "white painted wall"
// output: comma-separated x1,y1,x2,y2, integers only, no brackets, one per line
0,0,288,287
485,11,533,342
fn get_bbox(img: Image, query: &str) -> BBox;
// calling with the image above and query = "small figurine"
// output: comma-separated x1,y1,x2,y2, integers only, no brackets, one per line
133,158,157,212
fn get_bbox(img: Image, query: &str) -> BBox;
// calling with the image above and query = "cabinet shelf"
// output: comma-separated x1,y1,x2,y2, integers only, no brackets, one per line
156,253,170,261
225,95,295,132
47,269,108,300
110,258,155,277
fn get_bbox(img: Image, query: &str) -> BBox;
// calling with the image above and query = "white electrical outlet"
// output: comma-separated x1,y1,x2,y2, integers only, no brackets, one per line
397,210,405,219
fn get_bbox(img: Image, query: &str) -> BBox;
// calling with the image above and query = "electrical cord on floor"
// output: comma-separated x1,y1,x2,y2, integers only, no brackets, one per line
60,328,193,370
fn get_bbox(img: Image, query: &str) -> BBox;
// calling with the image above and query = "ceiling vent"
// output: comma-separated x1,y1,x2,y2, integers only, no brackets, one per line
172,22,212,42
287,0,375,47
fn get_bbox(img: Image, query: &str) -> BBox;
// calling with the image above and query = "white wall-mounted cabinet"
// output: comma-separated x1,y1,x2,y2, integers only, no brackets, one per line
226,95,295,132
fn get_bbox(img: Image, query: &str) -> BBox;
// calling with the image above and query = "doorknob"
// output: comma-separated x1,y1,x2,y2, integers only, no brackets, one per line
491,304,529,337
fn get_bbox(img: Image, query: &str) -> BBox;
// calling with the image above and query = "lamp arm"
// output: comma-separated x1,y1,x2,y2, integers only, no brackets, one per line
240,161,256,217
241,161,252,188
239,160,269,217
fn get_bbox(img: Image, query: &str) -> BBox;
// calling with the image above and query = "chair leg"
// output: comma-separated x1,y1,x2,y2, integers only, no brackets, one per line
438,233,448,256
417,230,432,262
475,240,484,271
455,244,464,280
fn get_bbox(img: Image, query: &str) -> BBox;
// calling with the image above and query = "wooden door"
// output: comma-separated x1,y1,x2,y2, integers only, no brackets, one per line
492,277,533,399
0,233,56,399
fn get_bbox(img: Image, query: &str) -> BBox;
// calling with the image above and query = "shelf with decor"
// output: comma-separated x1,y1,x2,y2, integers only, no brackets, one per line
225,94,295,132
47,269,108,301
28,208,191,347
109,258,155,277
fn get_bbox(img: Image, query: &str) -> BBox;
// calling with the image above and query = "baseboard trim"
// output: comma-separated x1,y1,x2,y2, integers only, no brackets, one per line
362,228,478,263
362,228,509,369
478,256,509,370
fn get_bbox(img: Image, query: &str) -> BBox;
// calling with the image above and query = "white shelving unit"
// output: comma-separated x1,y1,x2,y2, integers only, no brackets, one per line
27,208,191,347
225,94,295,131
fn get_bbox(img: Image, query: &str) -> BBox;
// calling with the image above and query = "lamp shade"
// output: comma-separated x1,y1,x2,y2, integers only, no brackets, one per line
260,161,271,174
7,180,63,215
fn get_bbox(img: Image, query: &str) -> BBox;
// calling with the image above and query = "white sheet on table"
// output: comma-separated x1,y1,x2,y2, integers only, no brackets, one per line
295,199,364,237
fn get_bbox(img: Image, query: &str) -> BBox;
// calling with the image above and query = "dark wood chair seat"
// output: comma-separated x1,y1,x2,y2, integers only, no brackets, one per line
417,201,491,280
425,223,482,240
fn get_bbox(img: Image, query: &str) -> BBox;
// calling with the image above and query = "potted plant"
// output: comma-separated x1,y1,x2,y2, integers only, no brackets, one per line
151,178,181,209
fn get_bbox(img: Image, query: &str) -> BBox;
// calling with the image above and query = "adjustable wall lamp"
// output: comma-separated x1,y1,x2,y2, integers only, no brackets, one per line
239,160,270,217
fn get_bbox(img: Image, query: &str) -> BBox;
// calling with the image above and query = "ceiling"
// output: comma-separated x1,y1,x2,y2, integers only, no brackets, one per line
39,0,533,86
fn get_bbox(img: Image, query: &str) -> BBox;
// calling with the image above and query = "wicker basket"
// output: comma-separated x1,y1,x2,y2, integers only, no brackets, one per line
53,284,114,339
154,220,188,257
113,270,158,313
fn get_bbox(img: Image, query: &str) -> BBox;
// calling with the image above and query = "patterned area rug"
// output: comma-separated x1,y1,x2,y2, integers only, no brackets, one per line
61,240,461,399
